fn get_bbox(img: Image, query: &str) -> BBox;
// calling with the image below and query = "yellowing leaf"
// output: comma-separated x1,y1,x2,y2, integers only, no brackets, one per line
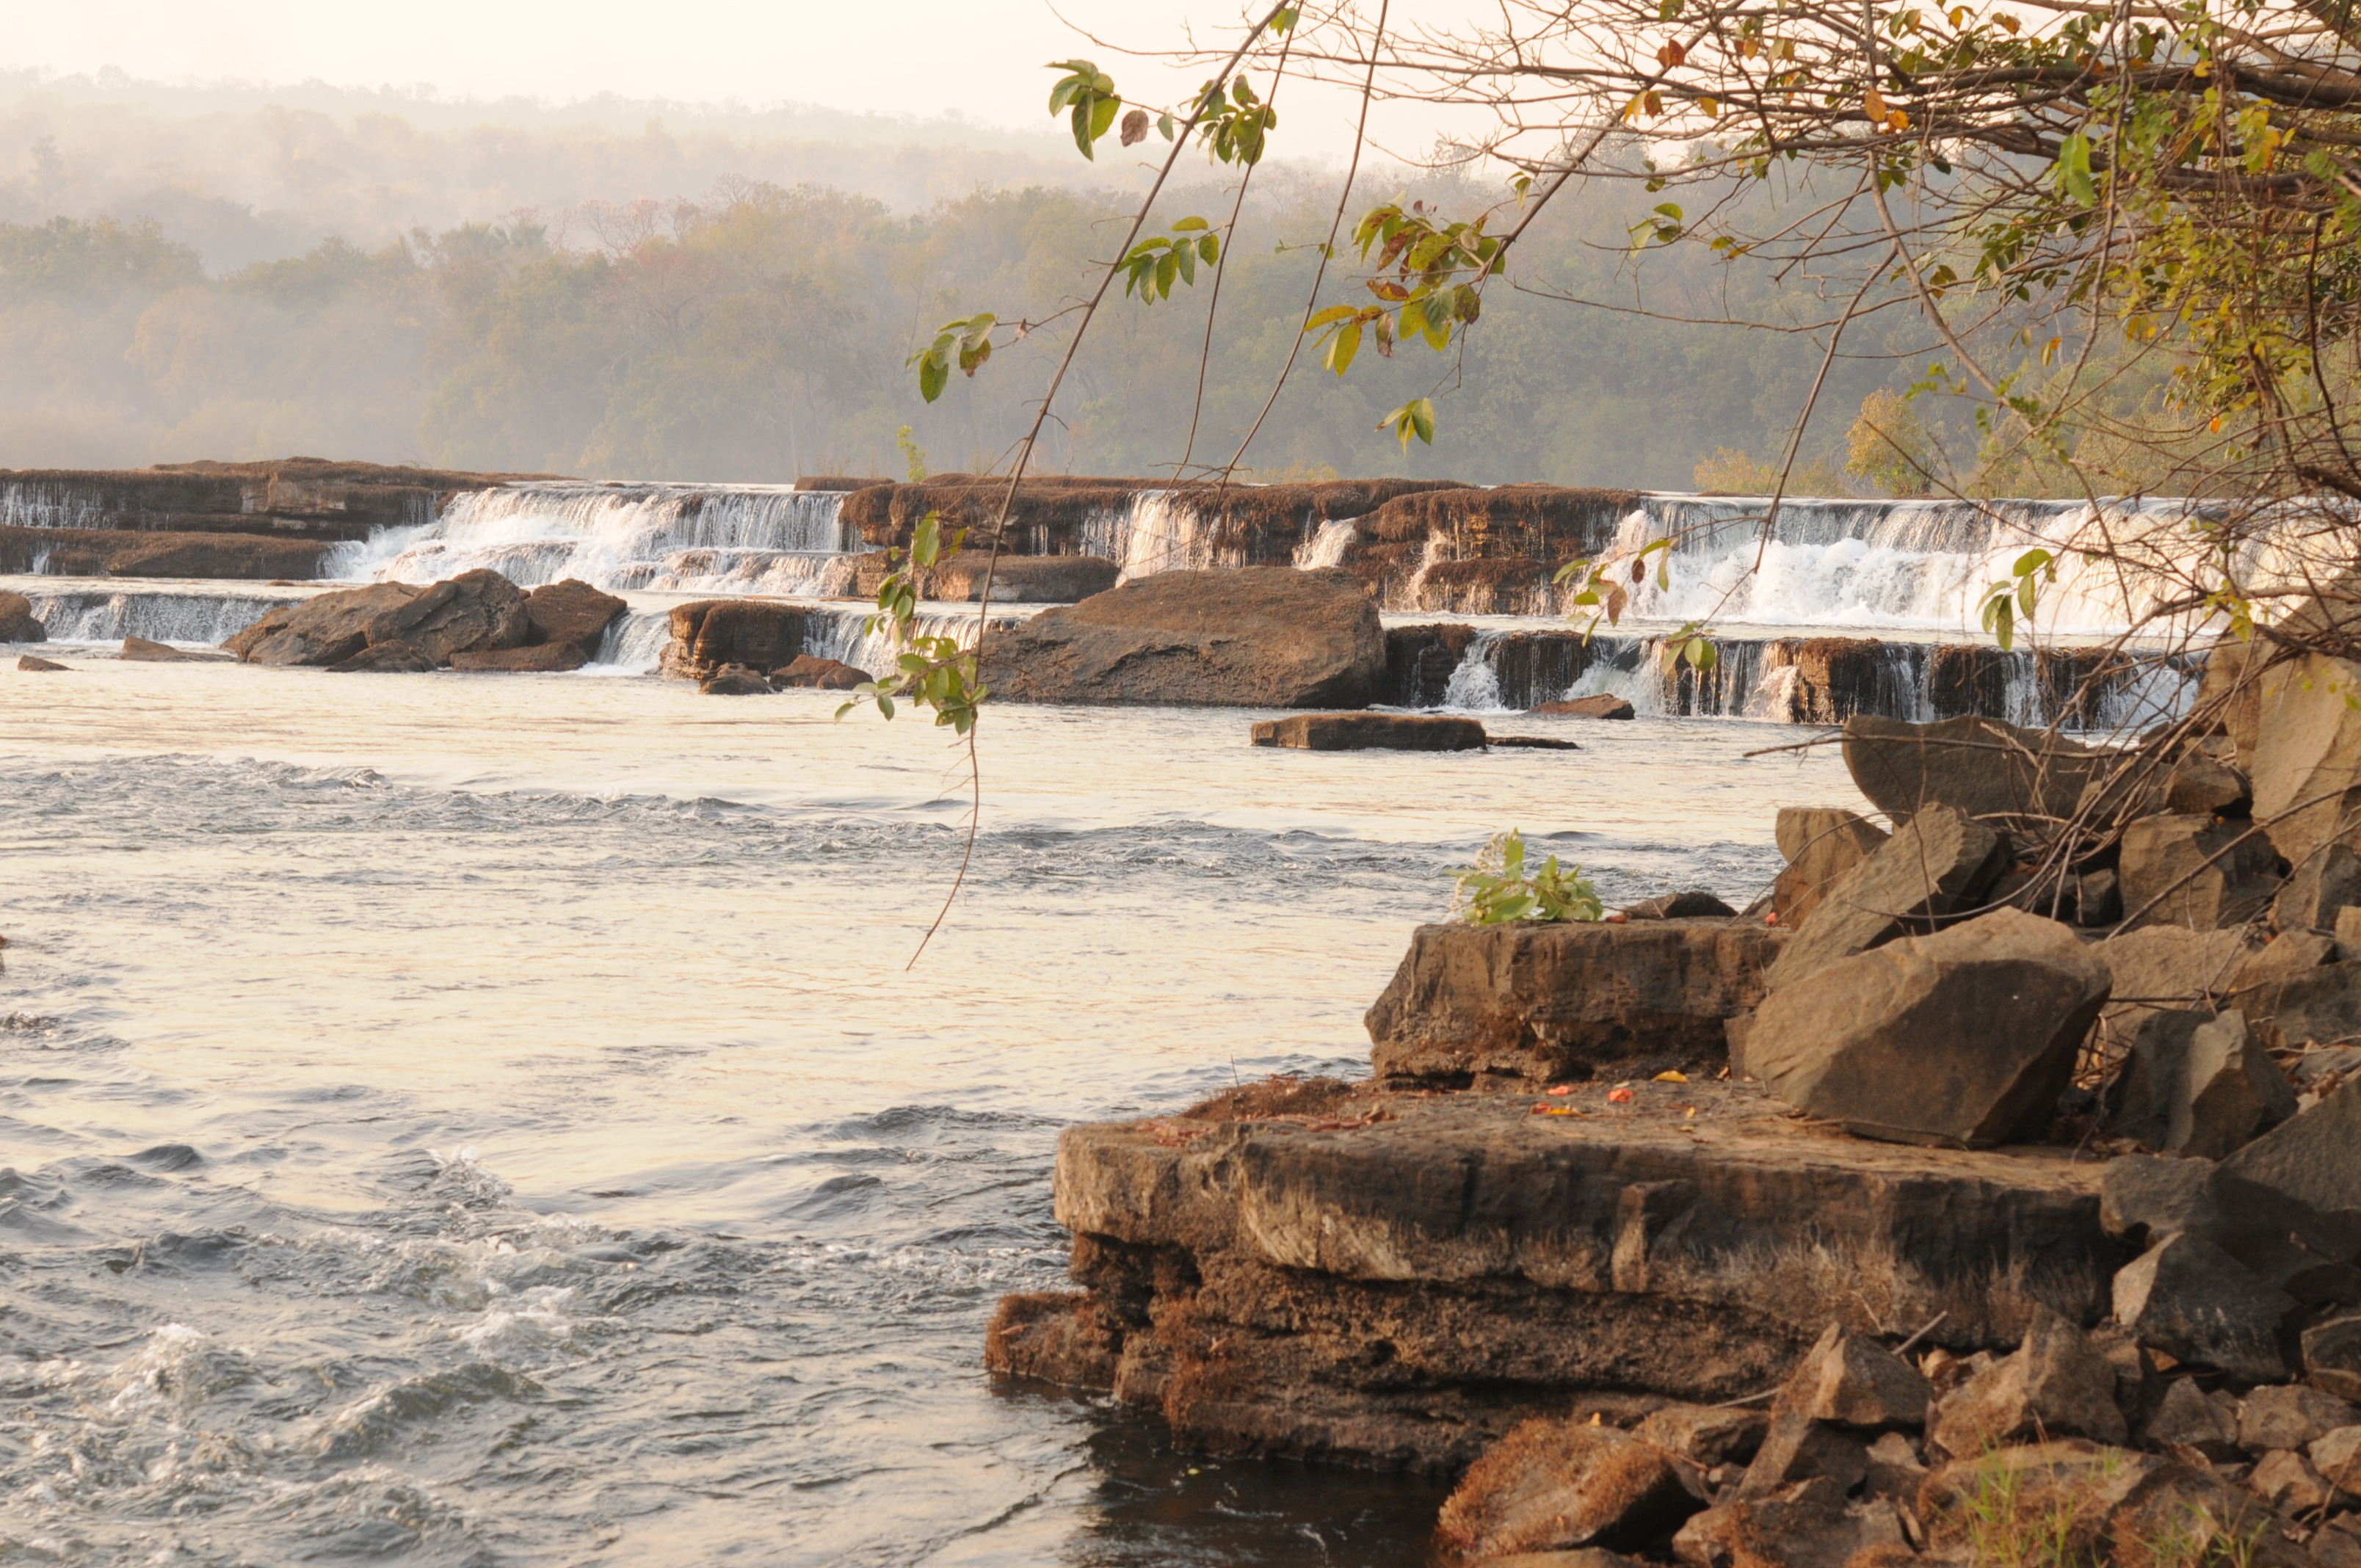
1654,1070,1689,1082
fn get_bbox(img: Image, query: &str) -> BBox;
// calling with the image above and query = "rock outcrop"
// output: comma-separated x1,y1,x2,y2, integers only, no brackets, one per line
0,590,46,642
1250,713,1487,751
772,654,867,689
1761,805,2009,990
1365,918,1785,1086
979,567,1386,708
223,570,569,670
360,569,528,664
659,599,819,680
1746,908,2112,1147
225,582,423,666
0,527,336,580
521,578,626,658
2249,650,2361,871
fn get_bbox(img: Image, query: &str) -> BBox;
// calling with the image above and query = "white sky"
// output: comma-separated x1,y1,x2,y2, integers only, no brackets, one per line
0,1,1435,159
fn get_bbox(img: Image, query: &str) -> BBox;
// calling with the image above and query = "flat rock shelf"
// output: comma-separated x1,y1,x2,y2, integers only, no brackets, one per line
989,1077,2123,1474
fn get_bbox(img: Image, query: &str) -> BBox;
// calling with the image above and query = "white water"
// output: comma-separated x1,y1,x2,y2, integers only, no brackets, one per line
18,581,315,645
1293,518,1357,570
330,482,871,592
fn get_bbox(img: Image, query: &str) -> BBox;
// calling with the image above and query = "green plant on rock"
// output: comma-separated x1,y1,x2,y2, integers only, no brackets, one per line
1453,830,1604,925
838,509,986,735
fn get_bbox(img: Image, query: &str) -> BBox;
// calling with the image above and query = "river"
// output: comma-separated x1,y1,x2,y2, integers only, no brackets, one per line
0,657,1858,1565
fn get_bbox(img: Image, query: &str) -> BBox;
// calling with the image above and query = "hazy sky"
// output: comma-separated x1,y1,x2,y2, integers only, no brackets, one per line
2,1,1428,159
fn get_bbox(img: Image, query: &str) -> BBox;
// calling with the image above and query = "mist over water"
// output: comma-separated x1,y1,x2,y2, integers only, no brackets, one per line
0,665,1856,1565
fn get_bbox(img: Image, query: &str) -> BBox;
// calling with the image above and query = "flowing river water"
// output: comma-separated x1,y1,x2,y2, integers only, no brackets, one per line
0,657,1862,1567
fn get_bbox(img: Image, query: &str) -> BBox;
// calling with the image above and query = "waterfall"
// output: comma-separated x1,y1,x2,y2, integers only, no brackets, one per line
0,482,112,530
1436,631,1508,711
1076,491,1215,581
1294,518,1357,570
330,482,871,591
23,585,304,645
583,611,675,675
1595,494,2265,638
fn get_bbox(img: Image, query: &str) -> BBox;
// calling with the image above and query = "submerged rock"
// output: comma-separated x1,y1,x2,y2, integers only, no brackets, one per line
771,654,866,690
1747,908,2110,1147
1532,694,1636,719
979,566,1386,708
451,643,589,672
1365,918,1784,1086
699,663,774,696
1250,712,1487,751
120,636,215,662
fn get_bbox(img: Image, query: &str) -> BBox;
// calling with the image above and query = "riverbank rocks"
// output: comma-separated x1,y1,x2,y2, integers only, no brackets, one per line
1533,694,1636,719
1771,807,1889,926
660,599,816,680
0,591,45,641
1364,918,1785,1086
1762,805,2009,990
979,566,1386,708
1251,713,1487,751
1929,1308,2128,1454
699,663,773,696
225,581,422,665
2119,813,2280,930
1435,1418,1700,1558
451,642,591,672
120,635,217,662
1840,713,2117,831
1747,908,2111,1147
772,654,866,689
17,653,67,670
2113,1232,2293,1381
2250,650,2361,871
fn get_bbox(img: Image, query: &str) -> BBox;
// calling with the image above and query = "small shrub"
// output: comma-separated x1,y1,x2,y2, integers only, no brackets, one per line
1452,830,1603,925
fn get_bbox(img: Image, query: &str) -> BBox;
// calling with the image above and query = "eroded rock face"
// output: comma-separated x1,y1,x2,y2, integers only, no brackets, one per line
226,582,423,666
451,643,588,672
2112,1233,2292,1382
1250,713,1487,751
0,591,46,642
1435,1418,1700,1558
1747,908,2111,1147
1762,806,2008,991
979,566,1386,708
1365,919,1785,1086
1770,807,1888,928
1840,714,2116,831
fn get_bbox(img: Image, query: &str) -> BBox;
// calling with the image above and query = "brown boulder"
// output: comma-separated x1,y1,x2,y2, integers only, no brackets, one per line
1770,807,1889,927
700,663,774,696
2248,651,2361,871
521,578,626,655
0,590,46,642
772,654,868,690
1772,1324,1932,1429
225,582,422,666
2117,813,2280,930
327,641,438,673
932,553,1122,603
1762,805,2009,990
96,532,334,580
2112,1233,2293,1382
979,566,1385,708
660,599,817,680
17,653,68,671
1675,1477,1905,1568
1435,1418,1701,1560
1250,712,1486,751
1747,907,2111,1147
120,636,215,662
1928,1309,2128,1456
1840,714,2117,831
451,643,590,672
362,568,528,664
1533,694,1636,719
1365,918,1785,1087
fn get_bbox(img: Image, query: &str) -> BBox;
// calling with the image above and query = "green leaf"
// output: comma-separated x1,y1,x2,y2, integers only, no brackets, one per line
1270,6,1299,32
1199,235,1220,265
1172,215,1210,231
1380,397,1437,450
918,350,948,402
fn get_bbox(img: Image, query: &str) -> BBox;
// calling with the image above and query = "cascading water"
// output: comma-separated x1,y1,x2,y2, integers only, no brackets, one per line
330,482,872,592
21,584,310,646
1078,491,1215,581
1294,518,1358,570
1598,494,2243,637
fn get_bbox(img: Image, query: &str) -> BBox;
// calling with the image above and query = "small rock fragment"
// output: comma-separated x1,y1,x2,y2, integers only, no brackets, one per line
1774,1323,1932,1429
2311,1423,2361,1496
2250,1448,2336,1514
1633,1404,1770,1468
1250,712,1487,751
2142,1378,2243,1461
1531,694,1635,719
1622,890,1738,921
1929,1309,2128,1456
1862,1430,1928,1500
1736,1413,1869,1498
16,653,68,672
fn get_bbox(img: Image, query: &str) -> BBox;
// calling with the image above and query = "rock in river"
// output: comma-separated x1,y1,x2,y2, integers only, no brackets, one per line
1250,713,1486,751
0,590,46,642
979,565,1385,708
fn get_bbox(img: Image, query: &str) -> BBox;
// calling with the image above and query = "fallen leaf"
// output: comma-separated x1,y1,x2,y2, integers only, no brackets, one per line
1654,1070,1689,1083
1608,1087,1636,1104
1547,1084,1574,1096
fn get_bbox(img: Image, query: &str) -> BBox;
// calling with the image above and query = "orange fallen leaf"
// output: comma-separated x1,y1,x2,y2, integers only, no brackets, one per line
1608,1087,1636,1104
1654,1070,1689,1084
1547,1084,1574,1096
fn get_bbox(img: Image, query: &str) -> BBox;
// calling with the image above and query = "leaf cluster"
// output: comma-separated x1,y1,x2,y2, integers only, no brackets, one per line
1452,830,1606,925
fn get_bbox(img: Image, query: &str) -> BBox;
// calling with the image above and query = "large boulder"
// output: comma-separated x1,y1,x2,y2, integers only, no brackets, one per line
1435,1418,1700,1560
771,654,867,690
1746,907,2111,1147
2248,650,2361,871
2112,1232,2293,1381
660,599,818,680
1762,805,2009,990
451,642,589,672
2210,1078,2361,1256
361,568,528,664
521,578,626,656
1770,807,1889,927
978,565,1386,707
0,590,46,642
1840,714,2117,831
2117,813,2280,930
1250,712,1486,751
1365,918,1785,1087
225,581,423,666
